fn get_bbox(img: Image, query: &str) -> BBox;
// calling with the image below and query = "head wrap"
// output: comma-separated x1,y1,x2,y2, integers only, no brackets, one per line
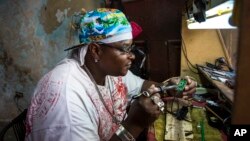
79,8,132,44
130,21,143,39
68,8,132,65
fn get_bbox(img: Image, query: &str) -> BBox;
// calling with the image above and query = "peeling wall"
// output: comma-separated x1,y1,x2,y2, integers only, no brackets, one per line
0,0,101,122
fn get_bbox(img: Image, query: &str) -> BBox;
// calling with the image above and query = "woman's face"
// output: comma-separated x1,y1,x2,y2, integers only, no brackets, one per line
98,39,135,76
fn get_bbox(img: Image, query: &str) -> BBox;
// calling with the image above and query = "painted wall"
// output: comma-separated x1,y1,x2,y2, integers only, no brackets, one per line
0,0,101,122
181,17,227,83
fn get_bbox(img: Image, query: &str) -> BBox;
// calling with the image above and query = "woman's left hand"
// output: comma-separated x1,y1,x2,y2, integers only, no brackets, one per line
169,76,197,98
182,76,197,97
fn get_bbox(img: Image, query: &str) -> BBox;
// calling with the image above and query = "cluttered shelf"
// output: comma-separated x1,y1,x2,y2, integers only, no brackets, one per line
197,65,234,103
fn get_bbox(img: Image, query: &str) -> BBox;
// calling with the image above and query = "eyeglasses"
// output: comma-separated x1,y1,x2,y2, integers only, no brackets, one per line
97,42,135,54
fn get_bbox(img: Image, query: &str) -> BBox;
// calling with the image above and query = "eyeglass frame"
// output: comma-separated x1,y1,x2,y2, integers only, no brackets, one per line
96,42,135,54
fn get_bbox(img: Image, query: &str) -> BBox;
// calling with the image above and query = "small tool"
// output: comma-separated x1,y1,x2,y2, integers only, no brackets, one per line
156,79,188,94
132,78,188,99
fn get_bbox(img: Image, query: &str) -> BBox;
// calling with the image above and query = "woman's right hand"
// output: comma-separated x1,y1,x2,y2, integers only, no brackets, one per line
124,85,163,129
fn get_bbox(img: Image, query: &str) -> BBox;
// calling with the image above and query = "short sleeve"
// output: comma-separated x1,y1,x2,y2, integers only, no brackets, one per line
25,59,101,141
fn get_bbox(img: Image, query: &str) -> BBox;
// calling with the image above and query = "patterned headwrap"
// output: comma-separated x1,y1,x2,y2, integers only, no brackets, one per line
67,8,132,65
79,8,132,44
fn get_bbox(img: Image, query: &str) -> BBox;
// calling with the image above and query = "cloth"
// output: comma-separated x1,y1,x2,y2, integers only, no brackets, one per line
78,8,132,44
77,30,131,65
25,58,144,141
70,8,133,66
130,21,143,39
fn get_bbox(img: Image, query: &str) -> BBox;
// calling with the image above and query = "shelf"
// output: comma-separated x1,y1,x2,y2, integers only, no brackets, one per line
197,65,234,103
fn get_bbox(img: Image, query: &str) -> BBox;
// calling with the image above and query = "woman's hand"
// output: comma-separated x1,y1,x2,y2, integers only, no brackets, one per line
124,85,163,129
169,76,197,98
182,76,197,96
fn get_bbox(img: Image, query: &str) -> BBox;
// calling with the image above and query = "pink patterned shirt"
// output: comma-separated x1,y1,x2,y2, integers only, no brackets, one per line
25,58,144,141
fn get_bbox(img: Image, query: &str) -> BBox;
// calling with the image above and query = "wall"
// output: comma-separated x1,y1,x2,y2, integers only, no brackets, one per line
124,0,184,82
218,29,238,69
0,0,101,123
181,17,227,83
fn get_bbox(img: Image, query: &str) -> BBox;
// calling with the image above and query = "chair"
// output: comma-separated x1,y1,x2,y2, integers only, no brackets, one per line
0,109,27,141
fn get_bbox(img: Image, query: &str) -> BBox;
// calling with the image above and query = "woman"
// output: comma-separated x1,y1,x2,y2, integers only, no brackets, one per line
25,8,196,141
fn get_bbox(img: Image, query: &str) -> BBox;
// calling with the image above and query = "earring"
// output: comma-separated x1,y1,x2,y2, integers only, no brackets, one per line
94,59,98,63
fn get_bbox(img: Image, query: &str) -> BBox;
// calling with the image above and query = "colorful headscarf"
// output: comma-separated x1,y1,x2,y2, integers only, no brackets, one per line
67,8,132,65
79,8,132,44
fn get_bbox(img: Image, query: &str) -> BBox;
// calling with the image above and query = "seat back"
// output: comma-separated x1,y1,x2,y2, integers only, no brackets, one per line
0,109,27,141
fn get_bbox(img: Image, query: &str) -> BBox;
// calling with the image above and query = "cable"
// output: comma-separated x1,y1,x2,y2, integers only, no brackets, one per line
13,91,28,113
182,38,197,70
14,97,23,113
181,37,199,74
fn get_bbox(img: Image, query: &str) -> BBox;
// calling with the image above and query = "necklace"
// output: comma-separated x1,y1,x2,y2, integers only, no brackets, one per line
82,65,120,124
